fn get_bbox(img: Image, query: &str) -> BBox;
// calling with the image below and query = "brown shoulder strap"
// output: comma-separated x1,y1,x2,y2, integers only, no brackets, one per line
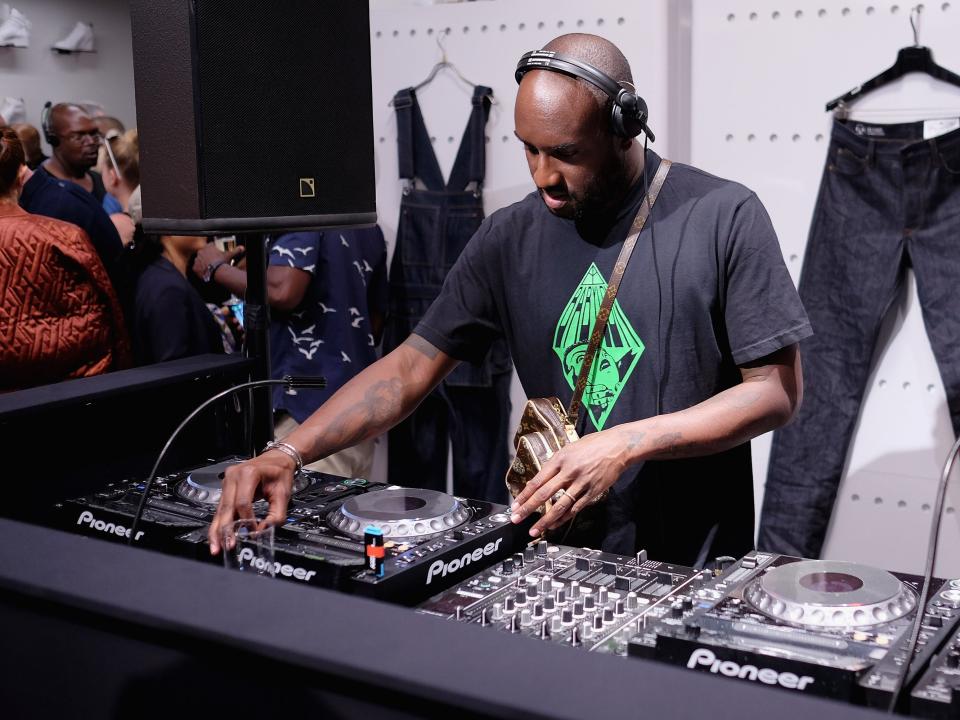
567,159,672,424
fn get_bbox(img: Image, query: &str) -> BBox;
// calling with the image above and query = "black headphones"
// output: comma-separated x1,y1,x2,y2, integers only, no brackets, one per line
515,50,655,142
41,101,59,147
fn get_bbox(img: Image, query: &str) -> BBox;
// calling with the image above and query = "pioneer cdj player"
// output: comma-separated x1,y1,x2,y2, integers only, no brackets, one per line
53,459,533,605
418,542,702,653
627,553,960,709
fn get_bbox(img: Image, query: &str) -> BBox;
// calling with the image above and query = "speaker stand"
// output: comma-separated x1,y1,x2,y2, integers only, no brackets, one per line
242,232,274,454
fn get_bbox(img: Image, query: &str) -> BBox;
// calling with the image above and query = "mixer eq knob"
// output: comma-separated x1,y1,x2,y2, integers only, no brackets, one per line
480,608,491,626
598,587,609,605
523,546,535,563
532,603,544,620
570,581,581,599
501,558,515,575
603,608,614,624
520,609,532,626
584,595,596,611
573,601,585,618
562,608,574,625
540,577,552,595
536,541,548,557
539,621,551,640
504,596,515,613
543,596,556,612
509,614,521,633
515,589,528,606
615,600,626,617
626,592,639,610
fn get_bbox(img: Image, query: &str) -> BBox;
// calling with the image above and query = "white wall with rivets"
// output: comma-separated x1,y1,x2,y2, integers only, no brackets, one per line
690,0,960,576
366,0,674,487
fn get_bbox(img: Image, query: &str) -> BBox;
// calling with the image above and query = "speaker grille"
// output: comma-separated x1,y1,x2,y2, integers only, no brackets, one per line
192,0,375,221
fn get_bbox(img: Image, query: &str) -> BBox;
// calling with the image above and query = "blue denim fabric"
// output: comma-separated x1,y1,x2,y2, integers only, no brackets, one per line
383,85,512,500
760,118,960,558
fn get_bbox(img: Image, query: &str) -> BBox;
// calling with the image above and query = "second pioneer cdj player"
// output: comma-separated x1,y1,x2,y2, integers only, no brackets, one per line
210,33,810,568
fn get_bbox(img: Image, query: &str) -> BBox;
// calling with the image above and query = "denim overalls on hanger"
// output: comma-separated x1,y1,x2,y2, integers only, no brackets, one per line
382,85,512,502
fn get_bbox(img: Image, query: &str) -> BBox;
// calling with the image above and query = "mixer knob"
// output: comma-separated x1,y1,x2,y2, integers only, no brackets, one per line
603,608,614,624
509,614,521,634
515,589,528,606
501,558,515,575
556,588,567,604
581,620,593,640
946,652,960,669
551,616,563,633
536,541,548,557
514,552,524,568
570,626,581,647
523,546,535,563
681,597,694,611
539,621,551,640
714,556,736,574
584,595,596,611
480,608,491,626
626,592,639,610
570,581,581,599
532,603,544,619
593,614,604,631
598,587,609,605
671,602,684,619
540,577,552,595
561,608,574,625
573,601,585,618
575,557,590,571
544,558,555,572
544,596,556,612
492,604,503,621
504,596,515,613
520,609,532,626
526,578,539,598
615,600,626,616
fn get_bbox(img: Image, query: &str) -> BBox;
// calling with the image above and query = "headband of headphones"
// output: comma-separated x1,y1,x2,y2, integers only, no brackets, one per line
515,49,655,142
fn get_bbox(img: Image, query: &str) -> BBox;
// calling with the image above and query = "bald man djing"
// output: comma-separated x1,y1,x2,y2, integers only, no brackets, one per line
209,33,811,567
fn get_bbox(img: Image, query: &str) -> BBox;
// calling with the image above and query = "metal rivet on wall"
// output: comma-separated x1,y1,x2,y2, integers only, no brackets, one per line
792,133,801,141
772,10,781,19
747,133,756,141
879,379,888,387
727,13,736,21
874,497,884,504
815,133,825,141
725,133,734,141
770,133,779,142
898,500,907,508
617,17,626,25
795,9,804,18
749,11,758,20
819,8,827,17
903,381,911,390
852,493,861,501
842,7,852,15
866,5,876,15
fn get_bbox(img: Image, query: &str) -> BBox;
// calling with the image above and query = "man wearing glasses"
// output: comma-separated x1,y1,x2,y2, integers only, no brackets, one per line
36,103,108,204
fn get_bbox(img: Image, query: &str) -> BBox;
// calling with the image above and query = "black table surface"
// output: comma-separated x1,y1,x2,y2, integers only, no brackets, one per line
0,518,891,719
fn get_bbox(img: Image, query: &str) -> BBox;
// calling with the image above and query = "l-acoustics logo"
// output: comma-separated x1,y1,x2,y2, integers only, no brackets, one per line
425,537,504,585
299,177,316,198
686,648,815,691
76,510,144,542
237,548,317,582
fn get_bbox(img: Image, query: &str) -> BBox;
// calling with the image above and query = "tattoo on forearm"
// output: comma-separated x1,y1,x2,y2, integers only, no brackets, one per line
320,377,405,453
622,430,646,451
403,334,440,360
653,431,685,457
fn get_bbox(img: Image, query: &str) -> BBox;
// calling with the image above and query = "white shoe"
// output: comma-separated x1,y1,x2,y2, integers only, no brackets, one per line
0,7,30,48
53,20,94,53
0,96,25,125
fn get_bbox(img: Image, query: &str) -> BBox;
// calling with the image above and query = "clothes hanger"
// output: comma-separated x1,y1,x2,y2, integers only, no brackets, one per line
825,6,960,114
389,31,496,106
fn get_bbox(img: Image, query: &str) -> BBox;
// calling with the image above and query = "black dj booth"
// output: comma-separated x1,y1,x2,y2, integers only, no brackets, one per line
0,518,891,720
0,355,895,719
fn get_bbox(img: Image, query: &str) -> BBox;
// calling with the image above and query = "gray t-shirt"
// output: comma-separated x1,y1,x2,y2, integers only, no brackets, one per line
415,151,812,566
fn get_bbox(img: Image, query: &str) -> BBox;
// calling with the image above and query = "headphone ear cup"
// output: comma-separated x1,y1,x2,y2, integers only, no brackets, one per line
613,91,647,139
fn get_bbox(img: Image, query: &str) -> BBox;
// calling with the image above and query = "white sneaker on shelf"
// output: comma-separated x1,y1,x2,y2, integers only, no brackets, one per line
0,96,26,125
0,7,31,47
52,21,94,53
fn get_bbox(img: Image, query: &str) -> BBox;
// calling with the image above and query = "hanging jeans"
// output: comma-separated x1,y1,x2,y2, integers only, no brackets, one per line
760,118,960,558
382,85,512,504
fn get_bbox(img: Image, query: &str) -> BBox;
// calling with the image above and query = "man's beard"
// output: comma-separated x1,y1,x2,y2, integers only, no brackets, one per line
541,160,632,224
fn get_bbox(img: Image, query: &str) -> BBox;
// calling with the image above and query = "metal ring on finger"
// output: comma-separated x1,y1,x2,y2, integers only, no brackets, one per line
551,488,568,504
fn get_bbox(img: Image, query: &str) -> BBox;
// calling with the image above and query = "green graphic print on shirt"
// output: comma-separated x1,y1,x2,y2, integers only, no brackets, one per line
552,263,645,430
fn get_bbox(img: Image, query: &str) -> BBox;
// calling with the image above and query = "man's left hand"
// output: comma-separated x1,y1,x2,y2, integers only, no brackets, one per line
509,427,638,537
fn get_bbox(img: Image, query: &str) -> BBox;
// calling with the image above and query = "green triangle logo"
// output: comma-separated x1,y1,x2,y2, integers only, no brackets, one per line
552,263,645,430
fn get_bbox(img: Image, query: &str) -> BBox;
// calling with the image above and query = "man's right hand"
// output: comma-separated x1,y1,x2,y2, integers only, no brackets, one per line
208,449,298,555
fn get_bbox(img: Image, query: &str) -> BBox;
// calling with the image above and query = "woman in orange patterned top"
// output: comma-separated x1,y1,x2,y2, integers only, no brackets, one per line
0,126,130,391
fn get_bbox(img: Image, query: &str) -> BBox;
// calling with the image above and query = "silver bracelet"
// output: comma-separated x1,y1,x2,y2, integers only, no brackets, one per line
262,440,303,474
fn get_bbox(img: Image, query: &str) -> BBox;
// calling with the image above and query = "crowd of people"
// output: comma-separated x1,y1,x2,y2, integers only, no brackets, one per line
0,103,388,428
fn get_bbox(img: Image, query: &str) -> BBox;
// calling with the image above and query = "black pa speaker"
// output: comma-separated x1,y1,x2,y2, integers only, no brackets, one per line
130,0,376,234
